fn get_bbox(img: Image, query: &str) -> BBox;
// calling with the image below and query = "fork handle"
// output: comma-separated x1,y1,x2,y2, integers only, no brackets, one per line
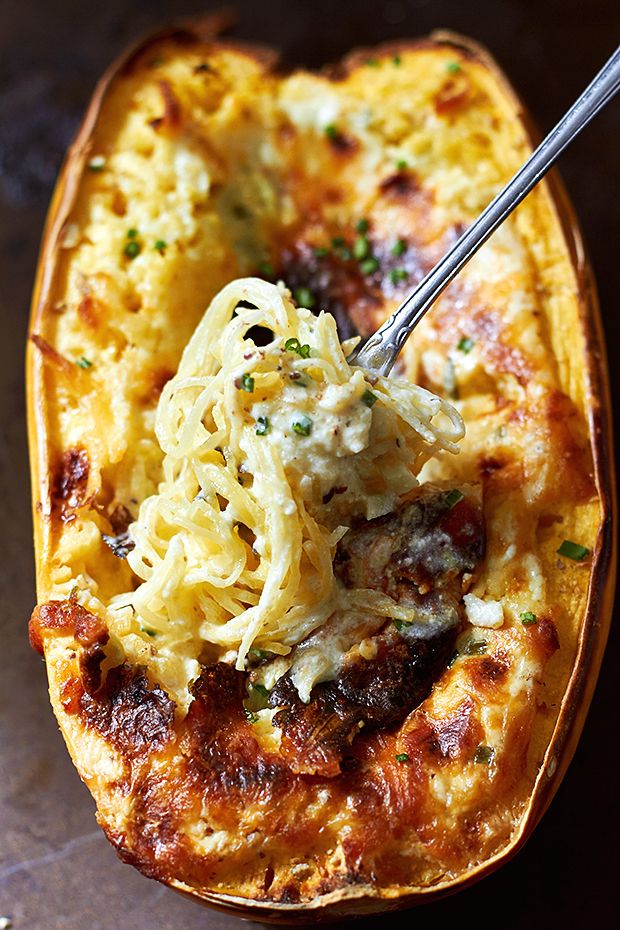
351,43,620,376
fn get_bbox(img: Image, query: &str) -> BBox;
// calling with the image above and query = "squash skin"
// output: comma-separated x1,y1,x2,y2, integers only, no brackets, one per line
25,20,616,921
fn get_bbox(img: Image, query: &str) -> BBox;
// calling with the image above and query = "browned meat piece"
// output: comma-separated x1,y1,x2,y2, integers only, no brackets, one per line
334,486,484,597
270,621,456,777
266,486,485,777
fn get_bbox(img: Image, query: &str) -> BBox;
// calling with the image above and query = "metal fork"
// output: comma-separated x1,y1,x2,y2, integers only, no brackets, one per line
349,43,620,376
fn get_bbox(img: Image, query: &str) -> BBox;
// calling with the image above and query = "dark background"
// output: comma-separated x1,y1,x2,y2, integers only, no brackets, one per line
0,1,617,928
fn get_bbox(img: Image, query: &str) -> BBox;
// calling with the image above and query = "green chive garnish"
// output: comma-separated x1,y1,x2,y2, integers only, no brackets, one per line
353,236,370,260
557,540,590,561
292,415,312,436
87,155,106,172
76,357,93,369
393,54,402,66
360,257,379,275
248,648,271,661
474,745,494,765
294,287,315,309
244,708,259,724
127,228,138,239
395,752,410,763
153,239,167,254
324,123,339,140
446,61,462,74
396,159,408,171
285,337,311,358
445,488,464,508
238,373,254,393
464,639,487,656
258,260,274,277
365,58,380,67
356,218,370,234
361,389,378,408
256,416,270,436
389,267,408,284
123,240,141,260
521,611,538,625
391,238,407,257
457,336,475,353
314,246,329,258
393,618,412,632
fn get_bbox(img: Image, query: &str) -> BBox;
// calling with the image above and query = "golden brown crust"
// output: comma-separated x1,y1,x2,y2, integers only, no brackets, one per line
26,22,616,919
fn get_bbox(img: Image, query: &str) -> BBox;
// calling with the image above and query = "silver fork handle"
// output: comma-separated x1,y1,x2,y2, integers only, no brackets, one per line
351,43,620,376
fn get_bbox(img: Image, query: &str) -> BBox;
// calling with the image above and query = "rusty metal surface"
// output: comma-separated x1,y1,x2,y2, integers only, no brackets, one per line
0,1,618,928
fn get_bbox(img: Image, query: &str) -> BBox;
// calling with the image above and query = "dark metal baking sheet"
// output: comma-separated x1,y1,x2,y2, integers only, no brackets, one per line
1,1,618,927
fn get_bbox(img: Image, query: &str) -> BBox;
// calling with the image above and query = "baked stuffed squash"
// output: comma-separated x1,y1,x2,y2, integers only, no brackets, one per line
27,18,615,919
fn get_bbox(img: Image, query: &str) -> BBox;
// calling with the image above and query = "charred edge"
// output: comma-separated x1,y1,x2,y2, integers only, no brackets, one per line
28,596,108,657
102,503,135,559
30,333,75,375
79,664,176,754
149,79,182,131
52,448,89,522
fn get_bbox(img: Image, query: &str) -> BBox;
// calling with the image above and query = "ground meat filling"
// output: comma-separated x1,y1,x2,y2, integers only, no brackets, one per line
267,486,485,776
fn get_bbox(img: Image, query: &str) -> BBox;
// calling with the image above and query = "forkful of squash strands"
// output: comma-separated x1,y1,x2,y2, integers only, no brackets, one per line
348,43,620,376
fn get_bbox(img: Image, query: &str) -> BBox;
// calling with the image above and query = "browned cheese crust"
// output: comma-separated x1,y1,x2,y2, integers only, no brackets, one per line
27,21,615,917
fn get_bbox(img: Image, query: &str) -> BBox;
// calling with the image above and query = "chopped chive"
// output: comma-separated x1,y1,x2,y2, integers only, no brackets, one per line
389,267,408,284
395,752,410,763
238,373,255,393
123,240,141,260
153,239,167,254
127,228,138,239
391,238,407,257
247,682,271,710
396,159,408,171
244,708,259,724
365,57,380,67
361,388,378,408
256,415,270,436
360,257,379,275
446,61,462,74
87,155,106,172
464,639,488,656
392,54,402,66
355,218,370,234
314,246,329,258
140,626,157,638
457,336,475,353
447,649,459,668
285,337,311,358
292,415,312,437
557,539,590,561
248,647,271,661
393,618,412,632
294,287,315,309
76,356,93,369
324,123,339,140
473,745,494,765
445,488,464,508
353,236,370,260
331,236,352,260
521,611,538,625
258,260,274,277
